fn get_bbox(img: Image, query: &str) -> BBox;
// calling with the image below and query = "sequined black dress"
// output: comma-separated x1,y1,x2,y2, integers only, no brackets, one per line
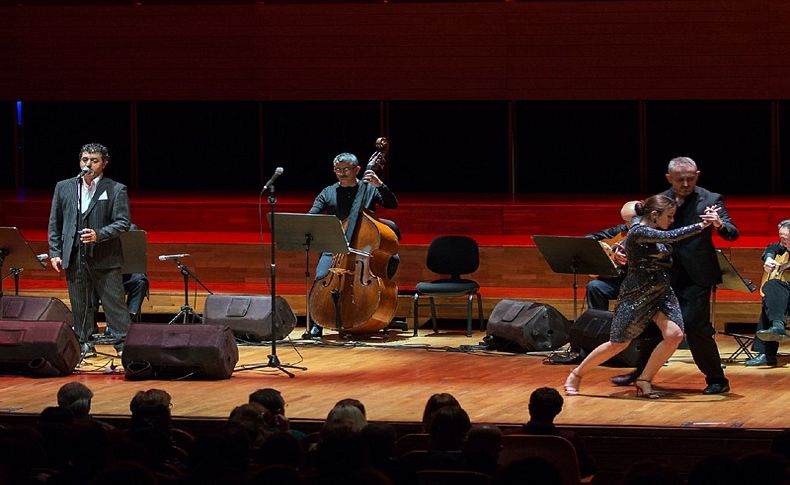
610,222,705,342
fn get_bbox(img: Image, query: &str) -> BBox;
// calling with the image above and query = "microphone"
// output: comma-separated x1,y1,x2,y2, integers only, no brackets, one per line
36,254,49,262
76,166,90,178
263,167,284,191
158,253,190,261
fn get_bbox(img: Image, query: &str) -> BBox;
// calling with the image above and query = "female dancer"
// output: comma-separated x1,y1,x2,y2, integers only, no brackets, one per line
563,194,718,398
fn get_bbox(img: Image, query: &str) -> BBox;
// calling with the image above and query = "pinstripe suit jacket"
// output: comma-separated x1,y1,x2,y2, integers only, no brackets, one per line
48,176,131,270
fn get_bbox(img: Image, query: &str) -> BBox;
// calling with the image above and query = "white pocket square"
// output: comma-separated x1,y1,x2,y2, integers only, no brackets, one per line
98,191,108,201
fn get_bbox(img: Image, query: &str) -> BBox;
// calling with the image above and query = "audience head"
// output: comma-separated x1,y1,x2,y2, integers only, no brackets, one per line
324,404,367,433
129,388,172,430
528,387,564,423
249,387,286,415
335,398,366,417
429,405,471,451
464,425,503,453
57,382,94,418
421,392,460,432
227,402,270,448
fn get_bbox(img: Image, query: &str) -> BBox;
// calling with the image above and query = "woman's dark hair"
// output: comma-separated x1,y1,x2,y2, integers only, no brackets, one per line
421,393,460,431
635,194,676,219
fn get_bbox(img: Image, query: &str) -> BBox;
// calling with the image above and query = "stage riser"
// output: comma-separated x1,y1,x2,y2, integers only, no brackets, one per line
20,290,760,331
17,241,767,296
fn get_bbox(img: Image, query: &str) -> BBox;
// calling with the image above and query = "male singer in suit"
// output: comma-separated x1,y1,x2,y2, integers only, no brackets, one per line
48,143,131,355
610,157,738,394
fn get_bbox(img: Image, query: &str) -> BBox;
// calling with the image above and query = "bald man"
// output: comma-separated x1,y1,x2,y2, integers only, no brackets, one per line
583,201,640,311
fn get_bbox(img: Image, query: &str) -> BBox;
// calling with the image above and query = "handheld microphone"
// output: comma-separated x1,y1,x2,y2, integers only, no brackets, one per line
158,253,190,261
36,254,49,262
263,167,284,191
76,166,90,178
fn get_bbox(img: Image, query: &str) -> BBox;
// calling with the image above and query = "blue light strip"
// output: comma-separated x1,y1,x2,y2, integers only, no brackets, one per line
16,100,22,126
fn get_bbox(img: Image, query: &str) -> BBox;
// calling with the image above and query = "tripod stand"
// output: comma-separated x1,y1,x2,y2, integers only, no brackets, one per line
166,257,213,324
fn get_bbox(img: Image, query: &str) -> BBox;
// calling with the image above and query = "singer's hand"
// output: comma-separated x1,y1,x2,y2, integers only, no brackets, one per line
80,228,97,244
50,257,62,273
362,170,383,187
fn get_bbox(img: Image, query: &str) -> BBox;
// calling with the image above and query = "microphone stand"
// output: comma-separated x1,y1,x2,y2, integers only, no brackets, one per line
75,172,94,362
248,181,305,378
167,259,213,324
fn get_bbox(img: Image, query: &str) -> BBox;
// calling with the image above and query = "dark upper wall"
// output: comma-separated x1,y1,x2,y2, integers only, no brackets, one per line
1,1,790,100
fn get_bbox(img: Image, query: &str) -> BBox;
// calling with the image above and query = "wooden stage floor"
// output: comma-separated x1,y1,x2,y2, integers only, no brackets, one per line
1,329,788,430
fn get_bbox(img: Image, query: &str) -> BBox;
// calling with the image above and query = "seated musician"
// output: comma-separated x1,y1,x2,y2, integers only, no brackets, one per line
93,223,150,336
303,152,399,339
583,201,639,311
750,219,790,366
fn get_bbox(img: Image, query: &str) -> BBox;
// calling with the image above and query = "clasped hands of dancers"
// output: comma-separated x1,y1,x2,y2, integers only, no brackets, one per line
564,196,723,398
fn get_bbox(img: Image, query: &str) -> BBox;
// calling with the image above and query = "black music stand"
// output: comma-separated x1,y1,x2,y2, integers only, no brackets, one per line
714,249,759,362
0,227,47,318
120,230,148,274
532,235,620,321
267,212,349,336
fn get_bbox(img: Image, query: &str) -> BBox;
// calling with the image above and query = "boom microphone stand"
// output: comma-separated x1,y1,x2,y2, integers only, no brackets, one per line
253,169,305,378
164,256,213,324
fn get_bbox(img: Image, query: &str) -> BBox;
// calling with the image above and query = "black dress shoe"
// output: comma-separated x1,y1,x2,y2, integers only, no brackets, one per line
745,354,777,366
301,325,323,339
610,370,640,386
702,382,731,395
756,324,788,342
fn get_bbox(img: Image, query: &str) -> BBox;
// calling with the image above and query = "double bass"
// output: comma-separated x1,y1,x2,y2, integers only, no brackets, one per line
308,138,399,334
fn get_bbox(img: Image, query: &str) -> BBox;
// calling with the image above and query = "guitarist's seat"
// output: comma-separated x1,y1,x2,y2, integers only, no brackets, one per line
718,322,757,362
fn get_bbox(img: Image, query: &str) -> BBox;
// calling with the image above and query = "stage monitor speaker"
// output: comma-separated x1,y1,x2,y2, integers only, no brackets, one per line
0,321,80,376
571,309,661,367
0,296,73,326
122,324,239,380
486,300,571,352
203,294,296,341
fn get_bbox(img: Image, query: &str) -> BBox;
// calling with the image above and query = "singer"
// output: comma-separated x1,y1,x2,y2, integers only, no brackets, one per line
47,143,131,356
304,152,400,338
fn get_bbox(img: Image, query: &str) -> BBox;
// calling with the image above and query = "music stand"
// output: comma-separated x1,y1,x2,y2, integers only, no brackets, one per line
0,227,47,319
120,230,147,274
267,212,349,335
714,250,759,361
532,235,620,321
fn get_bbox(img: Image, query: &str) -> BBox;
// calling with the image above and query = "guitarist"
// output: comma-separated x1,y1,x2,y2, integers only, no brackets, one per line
751,219,790,365
583,200,639,311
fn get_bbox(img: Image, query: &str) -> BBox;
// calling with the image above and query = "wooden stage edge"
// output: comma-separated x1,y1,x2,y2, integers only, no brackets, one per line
0,329,788,430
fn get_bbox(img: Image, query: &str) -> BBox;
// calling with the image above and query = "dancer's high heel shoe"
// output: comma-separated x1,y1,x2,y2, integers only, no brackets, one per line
564,369,582,396
635,379,661,399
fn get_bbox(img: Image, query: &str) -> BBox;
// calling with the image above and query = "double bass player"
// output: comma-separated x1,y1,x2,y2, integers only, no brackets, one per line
302,151,399,339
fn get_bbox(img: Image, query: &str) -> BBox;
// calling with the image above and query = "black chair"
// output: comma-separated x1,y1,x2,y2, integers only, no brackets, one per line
413,236,484,337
